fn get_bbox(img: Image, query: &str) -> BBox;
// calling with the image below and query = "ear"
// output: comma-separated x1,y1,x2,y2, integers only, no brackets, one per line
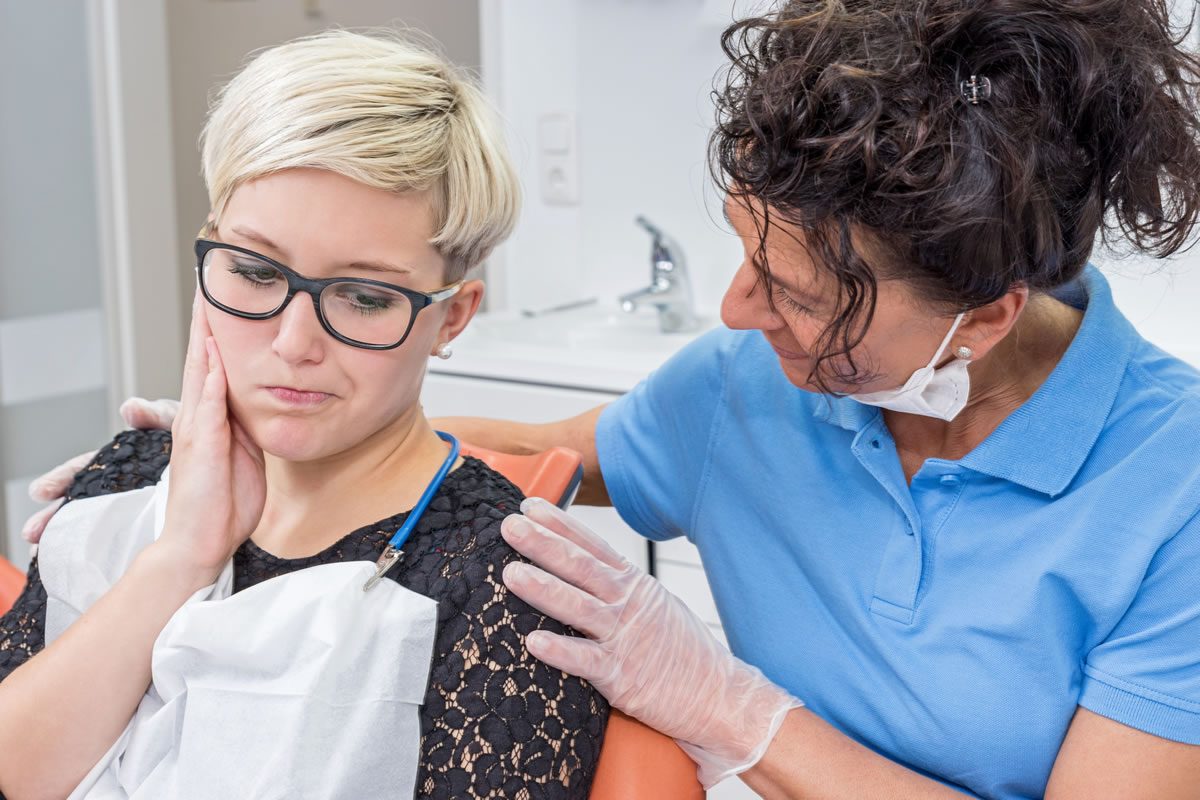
956,284,1029,360
431,279,485,355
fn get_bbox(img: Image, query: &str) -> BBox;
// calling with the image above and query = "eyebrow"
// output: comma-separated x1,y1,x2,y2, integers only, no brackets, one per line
228,225,413,276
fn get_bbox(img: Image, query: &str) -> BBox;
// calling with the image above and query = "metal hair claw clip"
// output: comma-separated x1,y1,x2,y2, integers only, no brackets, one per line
959,74,993,105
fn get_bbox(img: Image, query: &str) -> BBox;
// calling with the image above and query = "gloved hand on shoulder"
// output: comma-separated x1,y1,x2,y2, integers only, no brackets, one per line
501,498,802,789
21,397,179,544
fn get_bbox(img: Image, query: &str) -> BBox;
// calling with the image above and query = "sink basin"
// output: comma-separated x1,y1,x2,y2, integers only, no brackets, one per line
435,303,720,393
470,306,713,355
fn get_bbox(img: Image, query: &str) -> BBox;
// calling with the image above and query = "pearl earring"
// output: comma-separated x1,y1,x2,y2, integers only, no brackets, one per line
435,343,453,360
954,345,974,360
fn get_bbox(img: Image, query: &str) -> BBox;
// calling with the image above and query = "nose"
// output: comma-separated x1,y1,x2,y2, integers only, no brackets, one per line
720,261,784,332
271,293,327,365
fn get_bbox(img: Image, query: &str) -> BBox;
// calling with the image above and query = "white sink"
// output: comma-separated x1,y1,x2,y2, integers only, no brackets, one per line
433,303,719,393
472,306,711,354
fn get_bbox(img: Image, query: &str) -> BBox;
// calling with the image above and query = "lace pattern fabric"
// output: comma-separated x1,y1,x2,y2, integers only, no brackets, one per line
0,429,608,799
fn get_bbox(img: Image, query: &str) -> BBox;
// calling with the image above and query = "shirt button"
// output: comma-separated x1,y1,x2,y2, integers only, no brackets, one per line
940,474,961,486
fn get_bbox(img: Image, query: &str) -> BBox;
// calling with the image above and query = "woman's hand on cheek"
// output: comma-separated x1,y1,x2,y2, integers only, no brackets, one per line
155,294,266,585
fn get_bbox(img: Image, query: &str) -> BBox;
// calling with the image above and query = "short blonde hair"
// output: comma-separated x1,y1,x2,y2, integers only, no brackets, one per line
200,29,519,279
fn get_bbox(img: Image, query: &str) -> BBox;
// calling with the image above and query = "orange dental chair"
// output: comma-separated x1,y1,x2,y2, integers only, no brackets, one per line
0,442,704,799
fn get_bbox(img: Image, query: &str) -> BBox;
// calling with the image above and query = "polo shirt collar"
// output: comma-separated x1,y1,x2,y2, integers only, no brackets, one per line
812,265,1138,497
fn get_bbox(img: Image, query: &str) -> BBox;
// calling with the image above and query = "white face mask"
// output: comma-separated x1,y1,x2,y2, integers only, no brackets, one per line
849,313,971,421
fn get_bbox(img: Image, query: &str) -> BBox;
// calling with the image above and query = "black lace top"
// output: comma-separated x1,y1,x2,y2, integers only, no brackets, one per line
0,430,608,799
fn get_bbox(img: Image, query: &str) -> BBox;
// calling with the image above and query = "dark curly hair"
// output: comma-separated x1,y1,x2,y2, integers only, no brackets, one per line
711,0,1200,389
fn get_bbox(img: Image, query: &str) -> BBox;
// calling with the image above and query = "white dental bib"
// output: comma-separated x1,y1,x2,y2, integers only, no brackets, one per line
37,468,438,800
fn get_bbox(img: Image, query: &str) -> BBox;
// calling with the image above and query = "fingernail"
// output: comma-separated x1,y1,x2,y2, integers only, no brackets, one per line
520,497,546,513
502,516,531,541
502,561,527,586
524,630,552,656
205,338,217,368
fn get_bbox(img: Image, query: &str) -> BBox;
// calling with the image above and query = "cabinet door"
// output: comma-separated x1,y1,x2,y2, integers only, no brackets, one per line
423,372,616,422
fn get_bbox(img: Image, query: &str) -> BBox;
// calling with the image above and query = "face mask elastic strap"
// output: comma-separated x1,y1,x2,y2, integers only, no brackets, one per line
928,313,966,368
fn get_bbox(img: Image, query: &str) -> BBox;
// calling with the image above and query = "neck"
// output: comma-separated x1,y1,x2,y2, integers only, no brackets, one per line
886,293,1083,463
252,406,455,558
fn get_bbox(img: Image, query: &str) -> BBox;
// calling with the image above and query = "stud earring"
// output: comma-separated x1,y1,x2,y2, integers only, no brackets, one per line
954,345,974,360
435,342,453,360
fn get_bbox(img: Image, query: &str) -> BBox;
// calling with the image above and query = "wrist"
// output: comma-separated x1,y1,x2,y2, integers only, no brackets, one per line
138,539,226,596
676,665,803,789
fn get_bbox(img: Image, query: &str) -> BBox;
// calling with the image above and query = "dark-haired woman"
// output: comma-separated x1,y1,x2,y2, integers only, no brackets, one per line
477,1,1200,796
23,0,1200,797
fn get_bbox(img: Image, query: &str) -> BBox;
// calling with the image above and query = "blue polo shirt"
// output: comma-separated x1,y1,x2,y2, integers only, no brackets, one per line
596,266,1200,799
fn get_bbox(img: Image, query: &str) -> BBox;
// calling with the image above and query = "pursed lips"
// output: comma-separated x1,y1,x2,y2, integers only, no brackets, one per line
264,386,334,405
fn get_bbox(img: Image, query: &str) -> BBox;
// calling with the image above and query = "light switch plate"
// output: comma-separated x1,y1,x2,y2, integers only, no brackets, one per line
537,113,579,206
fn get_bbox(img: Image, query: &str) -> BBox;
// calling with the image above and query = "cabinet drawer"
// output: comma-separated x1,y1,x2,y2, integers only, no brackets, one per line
423,373,616,422
655,536,703,567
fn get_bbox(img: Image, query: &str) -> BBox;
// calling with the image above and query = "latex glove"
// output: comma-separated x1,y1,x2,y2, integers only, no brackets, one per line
501,498,803,788
22,451,93,544
21,397,182,544
119,396,180,431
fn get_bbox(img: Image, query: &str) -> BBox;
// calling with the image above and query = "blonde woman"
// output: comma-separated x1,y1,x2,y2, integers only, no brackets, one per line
0,31,607,799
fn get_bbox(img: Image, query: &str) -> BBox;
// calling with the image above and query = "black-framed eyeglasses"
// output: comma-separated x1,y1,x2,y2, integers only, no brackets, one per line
195,238,462,350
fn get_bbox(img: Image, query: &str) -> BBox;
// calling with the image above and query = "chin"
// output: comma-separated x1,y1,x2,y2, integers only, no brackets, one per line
776,359,820,393
248,415,339,462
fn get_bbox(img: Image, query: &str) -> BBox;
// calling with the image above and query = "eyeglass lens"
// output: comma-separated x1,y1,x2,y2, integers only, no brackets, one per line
201,247,414,347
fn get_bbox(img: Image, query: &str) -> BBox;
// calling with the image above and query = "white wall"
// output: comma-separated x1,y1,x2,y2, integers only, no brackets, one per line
164,0,482,345
0,3,113,568
485,0,1200,363
483,0,742,319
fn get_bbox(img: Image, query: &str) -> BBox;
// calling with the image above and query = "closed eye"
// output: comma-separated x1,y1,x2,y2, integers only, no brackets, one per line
772,283,813,315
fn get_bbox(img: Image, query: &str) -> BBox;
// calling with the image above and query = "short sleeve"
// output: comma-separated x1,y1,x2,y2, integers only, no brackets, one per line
0,558,48,684
412,505,609,798
595,328,738,542
1080,507,1200,744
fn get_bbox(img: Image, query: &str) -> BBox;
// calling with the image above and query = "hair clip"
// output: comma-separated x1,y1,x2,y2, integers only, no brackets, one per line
959,74,992,105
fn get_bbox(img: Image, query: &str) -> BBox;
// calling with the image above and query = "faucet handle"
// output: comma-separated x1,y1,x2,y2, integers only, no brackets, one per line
635,215,663,240
634,215,685,277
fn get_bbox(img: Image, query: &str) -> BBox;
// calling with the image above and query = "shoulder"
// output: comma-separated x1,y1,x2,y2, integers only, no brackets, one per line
653,326,767,388
1106,342,1200,492
66,428,172,503
397,457,525,605
601,326,794,434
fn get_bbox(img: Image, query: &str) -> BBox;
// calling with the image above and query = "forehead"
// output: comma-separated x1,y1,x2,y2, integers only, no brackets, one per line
218,169,446,280
724,194,826,285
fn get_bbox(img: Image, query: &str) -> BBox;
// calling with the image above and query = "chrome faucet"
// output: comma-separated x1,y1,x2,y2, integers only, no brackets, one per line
618,216,700,333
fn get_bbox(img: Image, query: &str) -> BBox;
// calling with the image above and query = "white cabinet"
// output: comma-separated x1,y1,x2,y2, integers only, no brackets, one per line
421,370,715,616
422,371,649,573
